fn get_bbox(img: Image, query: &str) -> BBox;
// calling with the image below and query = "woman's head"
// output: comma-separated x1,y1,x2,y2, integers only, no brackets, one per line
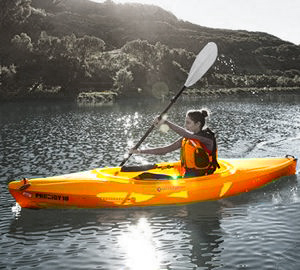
186,109,209,131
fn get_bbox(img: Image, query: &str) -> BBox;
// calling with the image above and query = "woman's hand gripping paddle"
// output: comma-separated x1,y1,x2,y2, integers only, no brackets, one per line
120,42,218,167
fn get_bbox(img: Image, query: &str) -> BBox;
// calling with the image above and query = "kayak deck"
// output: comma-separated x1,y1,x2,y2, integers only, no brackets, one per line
8,156,297,209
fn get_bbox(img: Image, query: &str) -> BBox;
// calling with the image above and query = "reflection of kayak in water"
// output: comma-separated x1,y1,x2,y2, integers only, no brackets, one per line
8,156,297,209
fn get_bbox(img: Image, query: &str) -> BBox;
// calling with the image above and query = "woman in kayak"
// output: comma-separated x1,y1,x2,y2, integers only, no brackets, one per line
130,109,219,178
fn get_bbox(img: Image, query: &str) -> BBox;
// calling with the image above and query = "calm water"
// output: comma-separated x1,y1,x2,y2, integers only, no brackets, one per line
1,93,300,269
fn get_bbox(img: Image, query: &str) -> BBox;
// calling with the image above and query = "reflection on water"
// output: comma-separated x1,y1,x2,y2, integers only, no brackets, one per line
119,218,161,270
4,202,226,269
1,93,300,269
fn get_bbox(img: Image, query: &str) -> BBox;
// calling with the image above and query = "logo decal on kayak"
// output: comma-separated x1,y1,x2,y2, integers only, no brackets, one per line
35,193,69,201
22,192,32,198
157,186,182,192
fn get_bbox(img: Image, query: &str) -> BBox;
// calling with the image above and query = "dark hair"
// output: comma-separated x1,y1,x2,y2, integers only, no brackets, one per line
187,109,209,127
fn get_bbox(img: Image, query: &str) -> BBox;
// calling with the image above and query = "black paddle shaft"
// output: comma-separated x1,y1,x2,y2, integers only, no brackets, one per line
119,85,186,167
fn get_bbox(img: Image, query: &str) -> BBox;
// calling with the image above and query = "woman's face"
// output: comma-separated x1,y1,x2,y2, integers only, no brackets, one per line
185,115,201,133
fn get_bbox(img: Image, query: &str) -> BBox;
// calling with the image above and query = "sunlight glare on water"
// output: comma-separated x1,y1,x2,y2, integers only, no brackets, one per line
118,217,161,270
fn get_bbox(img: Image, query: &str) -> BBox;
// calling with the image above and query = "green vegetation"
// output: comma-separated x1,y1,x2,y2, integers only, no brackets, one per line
0,0,299,101
77,91,117,105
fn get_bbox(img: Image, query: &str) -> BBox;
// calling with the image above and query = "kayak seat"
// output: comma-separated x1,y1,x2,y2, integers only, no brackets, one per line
133,172,174,180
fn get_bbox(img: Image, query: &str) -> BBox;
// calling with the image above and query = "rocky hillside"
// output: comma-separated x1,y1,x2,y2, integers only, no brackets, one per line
32,0,299,74
1,0,299,100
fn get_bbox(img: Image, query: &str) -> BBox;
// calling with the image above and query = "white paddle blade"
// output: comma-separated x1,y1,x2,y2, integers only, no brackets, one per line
184,42,218,88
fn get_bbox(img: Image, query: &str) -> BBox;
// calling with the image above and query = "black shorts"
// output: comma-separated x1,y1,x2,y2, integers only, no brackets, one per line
184,168,207,178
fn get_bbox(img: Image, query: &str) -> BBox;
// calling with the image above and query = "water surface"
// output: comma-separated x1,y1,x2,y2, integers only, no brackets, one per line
1,93,300,269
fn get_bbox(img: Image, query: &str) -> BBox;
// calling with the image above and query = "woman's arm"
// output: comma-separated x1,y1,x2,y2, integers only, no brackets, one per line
164,120,213,150
131,138,182,155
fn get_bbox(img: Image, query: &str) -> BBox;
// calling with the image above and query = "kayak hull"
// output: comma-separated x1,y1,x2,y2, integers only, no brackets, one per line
8,156,297,209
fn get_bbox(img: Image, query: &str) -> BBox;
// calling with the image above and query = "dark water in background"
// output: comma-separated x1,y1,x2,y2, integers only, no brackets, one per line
0,93,300,269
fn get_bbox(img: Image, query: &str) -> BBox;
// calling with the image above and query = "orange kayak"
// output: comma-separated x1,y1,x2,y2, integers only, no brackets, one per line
8,156,297,209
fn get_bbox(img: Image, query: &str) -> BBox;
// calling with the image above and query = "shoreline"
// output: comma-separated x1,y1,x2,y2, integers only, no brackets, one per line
184,86,300,97
0,87,299,103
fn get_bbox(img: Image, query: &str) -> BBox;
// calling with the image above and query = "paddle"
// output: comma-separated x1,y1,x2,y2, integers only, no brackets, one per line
120,42,218,167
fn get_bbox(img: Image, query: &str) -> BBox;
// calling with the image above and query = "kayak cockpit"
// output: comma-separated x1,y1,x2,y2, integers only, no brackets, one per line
96,160,235,182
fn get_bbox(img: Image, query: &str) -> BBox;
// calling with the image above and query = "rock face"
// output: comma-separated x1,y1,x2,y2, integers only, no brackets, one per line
77,91,117,105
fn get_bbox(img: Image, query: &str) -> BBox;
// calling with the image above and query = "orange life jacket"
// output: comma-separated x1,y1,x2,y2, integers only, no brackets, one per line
180,129,220,176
